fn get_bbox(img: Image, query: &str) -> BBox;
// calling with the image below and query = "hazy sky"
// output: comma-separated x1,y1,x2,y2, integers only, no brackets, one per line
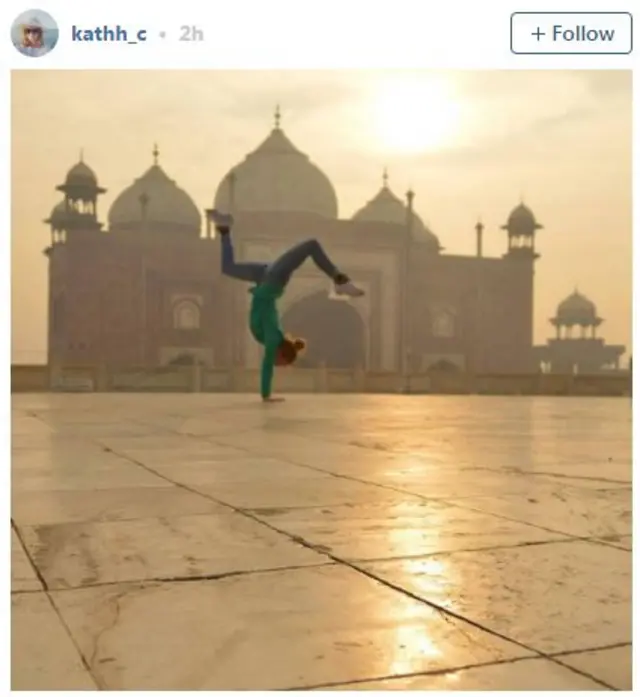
11,70,632,363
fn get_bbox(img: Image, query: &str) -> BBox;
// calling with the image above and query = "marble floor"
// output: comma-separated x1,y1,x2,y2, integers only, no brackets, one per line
11,393,632,690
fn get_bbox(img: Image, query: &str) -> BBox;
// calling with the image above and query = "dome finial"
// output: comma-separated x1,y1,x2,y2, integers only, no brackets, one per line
79,148,84,163
382,167,389,189
406,188,415,208
152,143,159,166
274,105,281,130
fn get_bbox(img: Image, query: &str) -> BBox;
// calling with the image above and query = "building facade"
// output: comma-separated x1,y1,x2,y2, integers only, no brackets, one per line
44,116,543,374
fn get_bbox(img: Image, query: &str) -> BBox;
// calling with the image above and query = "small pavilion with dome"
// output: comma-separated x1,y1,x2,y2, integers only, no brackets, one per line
43,108,546,375
534,290,625,373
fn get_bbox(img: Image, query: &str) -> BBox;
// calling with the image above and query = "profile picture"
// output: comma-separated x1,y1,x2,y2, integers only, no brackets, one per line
11,9,58,57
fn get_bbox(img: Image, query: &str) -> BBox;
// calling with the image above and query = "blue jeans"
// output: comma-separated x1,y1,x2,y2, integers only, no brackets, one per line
221,236,341,288
220,235,268,284
263,239,341,287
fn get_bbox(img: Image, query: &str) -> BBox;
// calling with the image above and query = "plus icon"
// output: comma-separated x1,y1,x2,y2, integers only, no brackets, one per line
531,27,546,40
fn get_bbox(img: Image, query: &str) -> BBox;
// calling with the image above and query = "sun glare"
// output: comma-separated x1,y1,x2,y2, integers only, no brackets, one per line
370,76,463,154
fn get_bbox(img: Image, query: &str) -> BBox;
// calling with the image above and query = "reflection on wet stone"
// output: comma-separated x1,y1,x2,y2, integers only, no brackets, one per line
11,394,631,690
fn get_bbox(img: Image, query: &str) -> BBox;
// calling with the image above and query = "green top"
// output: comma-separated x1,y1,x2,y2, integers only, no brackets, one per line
249,283,285,398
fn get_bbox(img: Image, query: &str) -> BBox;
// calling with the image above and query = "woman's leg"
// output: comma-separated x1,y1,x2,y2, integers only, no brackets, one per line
209,210,267,284
219,231,268,284
263,239,362,296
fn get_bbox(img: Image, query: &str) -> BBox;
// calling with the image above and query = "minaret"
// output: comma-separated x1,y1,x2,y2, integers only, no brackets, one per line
228,168,237,214
502,201,542,260
43,201,68,248
475,219,484,258
405,188,415,237
401,188,415,388
55,153,106,232
138,192,150,225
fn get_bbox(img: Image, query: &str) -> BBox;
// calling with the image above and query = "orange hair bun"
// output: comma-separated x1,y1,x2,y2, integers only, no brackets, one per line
292,337,307,352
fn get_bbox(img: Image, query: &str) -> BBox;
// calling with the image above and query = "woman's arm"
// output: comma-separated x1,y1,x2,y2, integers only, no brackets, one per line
260,317,285,399
256,296,285,401
260,340,277,399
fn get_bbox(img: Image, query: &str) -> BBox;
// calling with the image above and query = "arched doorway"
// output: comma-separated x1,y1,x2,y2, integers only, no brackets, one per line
281,292,366,369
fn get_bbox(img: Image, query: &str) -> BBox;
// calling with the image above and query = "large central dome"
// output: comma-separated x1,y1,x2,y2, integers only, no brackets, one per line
214,114,338,218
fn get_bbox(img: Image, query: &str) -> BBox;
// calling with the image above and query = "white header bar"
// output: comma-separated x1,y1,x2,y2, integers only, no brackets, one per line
2,0,636,69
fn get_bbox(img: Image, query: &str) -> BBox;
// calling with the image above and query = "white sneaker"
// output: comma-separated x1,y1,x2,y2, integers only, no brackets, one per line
208,209,234,228
334,280,365,298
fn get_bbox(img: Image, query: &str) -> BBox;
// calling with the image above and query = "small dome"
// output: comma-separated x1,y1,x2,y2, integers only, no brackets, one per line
108,152,201,235
44,200,68,230
556,290,598,325
214,115,338,218
65,160,98,187
49,200,67,220
352,177,441,251
503,203,542,237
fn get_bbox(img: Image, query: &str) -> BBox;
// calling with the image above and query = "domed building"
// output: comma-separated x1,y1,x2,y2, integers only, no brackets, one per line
43,110,543,374
554,290,600,329
108,145,201,235
214,110,338,219
534,290,625,374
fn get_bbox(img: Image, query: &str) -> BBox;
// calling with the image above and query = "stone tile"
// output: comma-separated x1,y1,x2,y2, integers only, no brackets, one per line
12,446,134,473
361,457,631,489
11,415,54,436
121,448,411,507
115,445,256,467
12,486,227,526
11,394,631,690
497,463,631,485
215,423,631,494
146,454,323,487
251,499,565,561
12,433,96,450
362,540,631,654
533,475,630,490
320,657,607,690
100,436,238,452
354,466,589,501
11,592,96,690
215,433,399,473
11,528,42,592
11,462,173,493
556,645,632,690
595,534,632,551
450,487,632,538
199,476,405,509
51,423,164,438
50,565,530,690
21,512,326,589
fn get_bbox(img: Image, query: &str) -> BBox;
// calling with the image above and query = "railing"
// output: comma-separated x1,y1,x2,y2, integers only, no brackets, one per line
11,364,632,397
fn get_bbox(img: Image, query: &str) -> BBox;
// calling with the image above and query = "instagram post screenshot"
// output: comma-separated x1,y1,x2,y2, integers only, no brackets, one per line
2,0,635,691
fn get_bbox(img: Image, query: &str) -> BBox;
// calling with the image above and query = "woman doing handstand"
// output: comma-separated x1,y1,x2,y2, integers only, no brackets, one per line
208,210,364,402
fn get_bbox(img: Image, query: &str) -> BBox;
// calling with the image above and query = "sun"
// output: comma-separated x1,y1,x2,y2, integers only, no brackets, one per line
369,75,463,154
